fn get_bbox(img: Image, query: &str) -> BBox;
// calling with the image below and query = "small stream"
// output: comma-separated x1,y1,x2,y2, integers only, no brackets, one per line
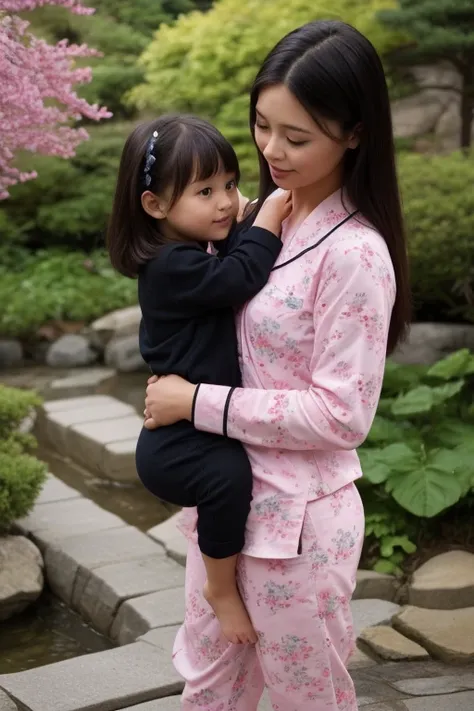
1,367,178,674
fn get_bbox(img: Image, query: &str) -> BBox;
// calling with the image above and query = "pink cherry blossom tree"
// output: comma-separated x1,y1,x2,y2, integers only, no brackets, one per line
0,0,112,199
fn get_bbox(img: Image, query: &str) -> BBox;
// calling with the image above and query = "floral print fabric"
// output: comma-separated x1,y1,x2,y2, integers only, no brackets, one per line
173,484,364,711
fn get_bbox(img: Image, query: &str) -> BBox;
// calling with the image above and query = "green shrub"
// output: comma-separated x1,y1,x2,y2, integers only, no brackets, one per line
399,151,474,323
359,348,474,573
0,250,137,338
0,386,47,532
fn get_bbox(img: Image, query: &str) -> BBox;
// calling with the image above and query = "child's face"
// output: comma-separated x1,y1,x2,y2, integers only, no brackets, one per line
165,170,239,243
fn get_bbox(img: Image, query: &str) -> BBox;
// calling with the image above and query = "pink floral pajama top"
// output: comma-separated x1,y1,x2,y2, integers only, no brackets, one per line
179,188,396,559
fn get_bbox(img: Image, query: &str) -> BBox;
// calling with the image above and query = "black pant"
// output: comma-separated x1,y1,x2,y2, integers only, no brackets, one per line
135,422,252,559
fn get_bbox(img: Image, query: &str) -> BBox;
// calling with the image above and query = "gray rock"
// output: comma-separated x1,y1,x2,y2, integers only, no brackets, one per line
0,536,44,621
148,514,188,566
347,646,379,669
392,92,446,139
392,323,474,366
392,674,474,697
111,587,185,644
44,525,162,605
409,551,474,610
0,641,183,711
76,555,185,636
351,599,401,639
0,691,17,711
355,570,398,602
393,605,474,664
138,625,182,653
105,334,146,372
404,691,474,711
46,335,97,368
0,340,23,368
90,306,142,349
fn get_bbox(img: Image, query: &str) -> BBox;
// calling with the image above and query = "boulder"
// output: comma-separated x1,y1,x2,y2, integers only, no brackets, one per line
0,340,23,368
409,550,474,610
46,335,97,368
105,335,146,373
392,323,474,365
0,535,44,621
392,92,447,139
89,306,141,350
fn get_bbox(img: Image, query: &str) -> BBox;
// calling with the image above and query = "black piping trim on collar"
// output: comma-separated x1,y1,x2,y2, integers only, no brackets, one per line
271,210,359,272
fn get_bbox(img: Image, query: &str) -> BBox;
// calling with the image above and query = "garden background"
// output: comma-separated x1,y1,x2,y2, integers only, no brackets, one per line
1,0,474,580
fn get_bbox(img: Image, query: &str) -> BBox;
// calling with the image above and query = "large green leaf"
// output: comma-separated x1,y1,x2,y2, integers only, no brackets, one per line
366,415,406,444
358,449,391,484
427,349,473,380
430,420,474,448
381,443,421,472
431,380,465,406
391,385,434,416
386,461,463,517
382,359,424,395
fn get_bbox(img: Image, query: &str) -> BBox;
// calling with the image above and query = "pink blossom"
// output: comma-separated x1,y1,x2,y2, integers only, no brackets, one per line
0,0,111,198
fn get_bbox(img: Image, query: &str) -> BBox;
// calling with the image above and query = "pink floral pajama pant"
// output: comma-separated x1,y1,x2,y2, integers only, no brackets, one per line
172,483,364,711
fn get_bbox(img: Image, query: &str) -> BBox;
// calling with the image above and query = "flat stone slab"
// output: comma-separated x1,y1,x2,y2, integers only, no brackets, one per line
44,368,117,400
139,625,182,653
111,587,186,645
35,474,82,505
17,498,124,550
0,642,183,711
0,691,17,711
392,674,474,696
359,626,430,661
121,701,181,711
355,570,397,602
393,606,474,664
404,691,474,711
45,525,162,605
76,556,185,636
43,401,136,456
100,438,139,483
148,513,188,565
41,394,119,414
409,551,474,610
348,645,379,669
351,599,401,638
67,415,142,481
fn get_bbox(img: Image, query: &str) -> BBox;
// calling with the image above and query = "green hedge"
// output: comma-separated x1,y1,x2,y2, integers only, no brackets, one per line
0,249,137,338
0,386,47,532
398,151,474,323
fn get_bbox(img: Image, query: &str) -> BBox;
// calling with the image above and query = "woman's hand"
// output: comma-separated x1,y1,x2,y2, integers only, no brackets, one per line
143,374,197,429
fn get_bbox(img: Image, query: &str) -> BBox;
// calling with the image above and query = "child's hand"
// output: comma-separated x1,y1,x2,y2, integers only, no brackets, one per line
252,191,292,236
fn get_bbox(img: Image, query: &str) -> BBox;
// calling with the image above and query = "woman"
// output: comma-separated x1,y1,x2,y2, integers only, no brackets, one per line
144,19,410,711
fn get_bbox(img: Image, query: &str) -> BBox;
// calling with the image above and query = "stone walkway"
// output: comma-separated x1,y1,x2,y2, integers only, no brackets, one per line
1,391,474,710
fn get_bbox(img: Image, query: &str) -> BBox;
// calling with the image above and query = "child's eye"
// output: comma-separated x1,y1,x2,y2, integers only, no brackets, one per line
199,187,212,196
226,180,236,191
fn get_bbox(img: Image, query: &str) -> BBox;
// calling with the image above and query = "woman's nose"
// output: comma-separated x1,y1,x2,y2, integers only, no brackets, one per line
263,137,284,163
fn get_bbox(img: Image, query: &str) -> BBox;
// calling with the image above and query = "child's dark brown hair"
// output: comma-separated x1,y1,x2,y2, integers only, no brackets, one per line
107,113,240,278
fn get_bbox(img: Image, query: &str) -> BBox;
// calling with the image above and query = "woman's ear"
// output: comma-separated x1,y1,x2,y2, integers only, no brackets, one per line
141,191,167,219
347,123,362,150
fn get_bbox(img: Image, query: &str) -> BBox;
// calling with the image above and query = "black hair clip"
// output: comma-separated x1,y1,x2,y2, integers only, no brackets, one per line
143,130,159,187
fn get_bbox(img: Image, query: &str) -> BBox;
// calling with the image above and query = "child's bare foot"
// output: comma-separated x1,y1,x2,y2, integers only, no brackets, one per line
203,581,257,645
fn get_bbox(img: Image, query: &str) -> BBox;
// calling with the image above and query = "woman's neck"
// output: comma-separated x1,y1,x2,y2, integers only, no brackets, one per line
289,170,343,227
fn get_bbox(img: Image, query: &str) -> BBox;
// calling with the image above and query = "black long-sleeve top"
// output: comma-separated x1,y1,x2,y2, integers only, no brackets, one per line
138,225,282,387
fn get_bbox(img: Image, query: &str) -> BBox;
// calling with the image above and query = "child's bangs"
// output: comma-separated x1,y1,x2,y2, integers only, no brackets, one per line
169,126,240,205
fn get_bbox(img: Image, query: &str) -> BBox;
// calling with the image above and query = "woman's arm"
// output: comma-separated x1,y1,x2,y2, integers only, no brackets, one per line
145,240,395,450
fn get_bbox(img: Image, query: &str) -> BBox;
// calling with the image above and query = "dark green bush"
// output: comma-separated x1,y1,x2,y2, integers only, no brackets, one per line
0,250,137,338
398,151,474,323
0,386,47,532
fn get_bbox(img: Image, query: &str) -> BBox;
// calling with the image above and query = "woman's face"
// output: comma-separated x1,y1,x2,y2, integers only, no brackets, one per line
254,84,355,192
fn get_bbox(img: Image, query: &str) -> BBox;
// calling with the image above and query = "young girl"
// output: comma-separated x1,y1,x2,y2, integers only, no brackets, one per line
107,114,291,646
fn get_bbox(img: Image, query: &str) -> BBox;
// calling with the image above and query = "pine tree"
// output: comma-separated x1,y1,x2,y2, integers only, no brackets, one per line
378,0,474,150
